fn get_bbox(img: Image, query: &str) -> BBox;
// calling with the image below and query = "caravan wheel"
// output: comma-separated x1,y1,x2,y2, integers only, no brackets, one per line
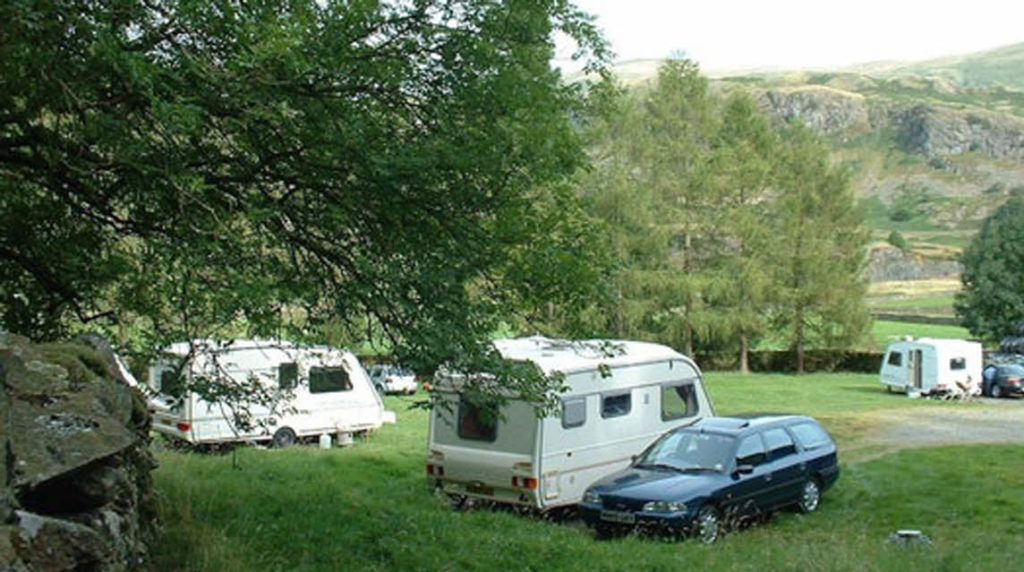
272,427,297,448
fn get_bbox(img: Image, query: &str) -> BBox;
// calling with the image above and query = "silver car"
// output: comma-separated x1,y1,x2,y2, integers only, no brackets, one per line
367,364,418,395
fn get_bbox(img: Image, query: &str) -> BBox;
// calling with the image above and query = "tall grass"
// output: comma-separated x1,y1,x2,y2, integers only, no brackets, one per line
152,377,1022,571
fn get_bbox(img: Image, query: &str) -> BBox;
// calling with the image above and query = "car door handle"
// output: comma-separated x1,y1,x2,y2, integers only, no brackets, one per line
764,475,772,482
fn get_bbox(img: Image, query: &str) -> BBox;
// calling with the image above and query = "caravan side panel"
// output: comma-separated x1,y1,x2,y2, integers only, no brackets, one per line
537,361,711,508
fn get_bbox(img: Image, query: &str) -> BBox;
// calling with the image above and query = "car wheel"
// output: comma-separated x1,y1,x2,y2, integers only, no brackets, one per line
594,523,615,540
694,505,722,544
991,384,1002,398
797,479,821,513
272,427,296,449
375,384,384,395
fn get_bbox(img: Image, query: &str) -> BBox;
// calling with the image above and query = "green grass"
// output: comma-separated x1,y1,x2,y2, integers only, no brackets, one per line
151,375,1022,571
868,294,957,318
870,320,971,349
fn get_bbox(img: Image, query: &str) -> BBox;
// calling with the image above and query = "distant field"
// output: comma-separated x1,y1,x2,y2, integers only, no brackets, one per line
871,319,971,349
151,376,1024,571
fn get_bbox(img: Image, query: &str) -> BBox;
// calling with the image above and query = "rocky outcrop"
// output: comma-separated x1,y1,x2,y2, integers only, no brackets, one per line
757,86,871,135
0,333,155,571
866,245,962,282
888,104,1024,160
756,83,1024,162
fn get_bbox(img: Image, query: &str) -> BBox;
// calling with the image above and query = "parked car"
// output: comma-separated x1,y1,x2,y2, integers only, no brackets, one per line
367,364,418,395
982,363,1024,398
579,415,839,543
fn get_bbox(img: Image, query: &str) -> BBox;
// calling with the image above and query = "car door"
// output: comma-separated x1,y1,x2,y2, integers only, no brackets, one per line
761,427,803,508
722,434,771,518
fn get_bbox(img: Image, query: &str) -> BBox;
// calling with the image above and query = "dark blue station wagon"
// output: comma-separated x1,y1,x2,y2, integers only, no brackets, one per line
579,416,839,543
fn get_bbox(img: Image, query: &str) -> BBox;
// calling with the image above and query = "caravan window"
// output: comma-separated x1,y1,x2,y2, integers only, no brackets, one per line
278,362,298,389
160,369,184,398
887,352,903,366
950,357,966,370
562,397,587,429
661,381,699,421
601,392,631,419
458,399,498,442
309,366,353,393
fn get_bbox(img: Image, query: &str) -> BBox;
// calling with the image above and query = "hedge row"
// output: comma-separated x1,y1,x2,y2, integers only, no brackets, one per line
695,350,884,374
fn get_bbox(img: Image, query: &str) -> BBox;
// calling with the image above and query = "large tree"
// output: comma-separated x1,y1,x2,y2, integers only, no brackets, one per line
955,196,1024,340
770,124,869,373
710,92,778,373
0,1,607,406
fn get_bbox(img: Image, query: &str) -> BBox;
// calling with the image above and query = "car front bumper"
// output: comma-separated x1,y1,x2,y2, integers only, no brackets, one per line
579,501,696,534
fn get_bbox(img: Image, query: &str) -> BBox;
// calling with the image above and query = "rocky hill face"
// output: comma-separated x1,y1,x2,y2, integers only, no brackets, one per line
598,43,1024,281
755,85,1024,162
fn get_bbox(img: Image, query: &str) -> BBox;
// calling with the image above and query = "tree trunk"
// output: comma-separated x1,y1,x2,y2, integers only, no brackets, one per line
794,303,805,374
739,331,749,374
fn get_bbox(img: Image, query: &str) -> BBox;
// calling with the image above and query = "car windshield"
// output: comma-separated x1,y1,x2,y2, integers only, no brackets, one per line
634,429,733,472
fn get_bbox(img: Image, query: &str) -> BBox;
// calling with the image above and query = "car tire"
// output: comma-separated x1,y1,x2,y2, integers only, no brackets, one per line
694,505,722,544
991,384,1002,398
797,479,821,513
271,427,296,449
375,384,384,395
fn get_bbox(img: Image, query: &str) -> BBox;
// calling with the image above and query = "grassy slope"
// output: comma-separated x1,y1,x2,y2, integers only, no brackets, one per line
871,320,971,349
153,376,1022,571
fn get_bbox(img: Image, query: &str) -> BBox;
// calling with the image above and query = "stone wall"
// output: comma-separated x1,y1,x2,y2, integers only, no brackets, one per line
0,333,155,571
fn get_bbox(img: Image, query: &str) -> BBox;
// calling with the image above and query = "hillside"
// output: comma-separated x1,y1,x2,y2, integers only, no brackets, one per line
596,43,1024,283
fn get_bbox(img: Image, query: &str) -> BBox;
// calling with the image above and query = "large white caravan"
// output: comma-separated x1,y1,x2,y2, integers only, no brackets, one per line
879,337,982,396
148,340,394,446
426,336,715,509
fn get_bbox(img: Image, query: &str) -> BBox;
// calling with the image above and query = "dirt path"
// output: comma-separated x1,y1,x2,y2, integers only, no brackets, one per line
847,397,1024,461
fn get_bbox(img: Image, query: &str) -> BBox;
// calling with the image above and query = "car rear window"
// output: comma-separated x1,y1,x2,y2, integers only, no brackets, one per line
789,422,831,450
1001,364,1024,376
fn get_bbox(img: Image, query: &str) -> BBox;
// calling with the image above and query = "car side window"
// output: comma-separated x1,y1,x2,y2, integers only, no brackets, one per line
887,351,902,366
790,422,830,450
734,434,767,466
762,428,797,459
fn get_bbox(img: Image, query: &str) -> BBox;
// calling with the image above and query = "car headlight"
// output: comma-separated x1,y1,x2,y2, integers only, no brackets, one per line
643,500,686,513
583,489,602,504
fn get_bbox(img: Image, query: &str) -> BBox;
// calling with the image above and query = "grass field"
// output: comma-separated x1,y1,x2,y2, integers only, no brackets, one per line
151,374,1023,571
870,320,972,349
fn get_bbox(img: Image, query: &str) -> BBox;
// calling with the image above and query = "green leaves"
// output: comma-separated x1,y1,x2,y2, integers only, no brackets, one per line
955,196,1024,340
1,1,608,407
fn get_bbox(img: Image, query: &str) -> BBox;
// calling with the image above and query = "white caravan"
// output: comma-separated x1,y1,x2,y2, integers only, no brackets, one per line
879,337,982,396
148,340,394,446
426,336,715,509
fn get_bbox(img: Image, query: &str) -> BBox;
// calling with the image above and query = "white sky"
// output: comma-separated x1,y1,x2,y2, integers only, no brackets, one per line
557,0,1024,71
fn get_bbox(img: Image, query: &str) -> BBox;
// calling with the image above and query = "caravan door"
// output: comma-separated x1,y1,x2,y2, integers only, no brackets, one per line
908,349,923,390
